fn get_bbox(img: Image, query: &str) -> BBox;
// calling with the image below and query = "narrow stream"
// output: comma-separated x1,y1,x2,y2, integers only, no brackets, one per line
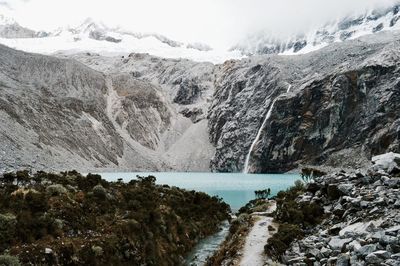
184,220,230,266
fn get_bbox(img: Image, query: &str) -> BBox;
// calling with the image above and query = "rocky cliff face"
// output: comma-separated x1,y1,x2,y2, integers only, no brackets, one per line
253,54,400,173
1,30,400,173
209,31,400,173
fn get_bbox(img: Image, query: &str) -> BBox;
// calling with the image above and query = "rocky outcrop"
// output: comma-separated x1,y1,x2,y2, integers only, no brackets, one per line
281,154,400,265
208,31,400,173
109,74,171,150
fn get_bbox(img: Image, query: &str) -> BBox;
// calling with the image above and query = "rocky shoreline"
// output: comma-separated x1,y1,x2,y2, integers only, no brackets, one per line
281,153,400,265
202,153,400,266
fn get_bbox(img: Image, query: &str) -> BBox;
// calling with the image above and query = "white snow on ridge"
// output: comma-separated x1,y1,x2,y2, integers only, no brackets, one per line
1,2,400,62
0,34,243,64
238,3,400,56
0,18,244,64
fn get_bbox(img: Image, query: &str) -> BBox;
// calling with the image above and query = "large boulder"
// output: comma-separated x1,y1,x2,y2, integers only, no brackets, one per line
372,152,400,174
356,244,377,257
328,237,352,250
327,184,344,200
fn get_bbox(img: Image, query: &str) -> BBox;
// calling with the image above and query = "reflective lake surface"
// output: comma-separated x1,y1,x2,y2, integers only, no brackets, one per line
99,172,300,210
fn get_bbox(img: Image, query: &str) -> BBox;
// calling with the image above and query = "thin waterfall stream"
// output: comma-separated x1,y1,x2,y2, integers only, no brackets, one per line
243,85,292,173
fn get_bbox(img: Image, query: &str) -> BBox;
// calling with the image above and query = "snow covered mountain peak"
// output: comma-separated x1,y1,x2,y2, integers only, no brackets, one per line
0,15,242,63
233,2,400,56
1,2,400,63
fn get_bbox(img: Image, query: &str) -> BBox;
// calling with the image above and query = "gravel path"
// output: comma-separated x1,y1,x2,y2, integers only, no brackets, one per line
239,201,277,266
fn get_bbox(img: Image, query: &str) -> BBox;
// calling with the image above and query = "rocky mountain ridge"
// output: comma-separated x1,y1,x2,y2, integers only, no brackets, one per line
0,16,200,50
0,16,240,64
2,2,400,62
1,29,400,173
234,2,400,56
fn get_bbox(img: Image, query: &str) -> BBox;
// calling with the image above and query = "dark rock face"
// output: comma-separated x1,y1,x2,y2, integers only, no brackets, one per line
253,67,400,173
180,107,204,123
105,36,122,43
390,16,400,27
208,59,290,172
254,66,400,173
173,79,201,105
293,40,307,53
209,33,400,173
89,30,122,43
373,23,384,33
338,16,365,31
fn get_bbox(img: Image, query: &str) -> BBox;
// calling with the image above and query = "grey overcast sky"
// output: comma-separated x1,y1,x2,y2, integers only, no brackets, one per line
2,0,399,48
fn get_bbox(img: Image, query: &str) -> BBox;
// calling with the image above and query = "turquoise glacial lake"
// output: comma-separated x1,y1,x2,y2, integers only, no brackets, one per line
100,172,300,211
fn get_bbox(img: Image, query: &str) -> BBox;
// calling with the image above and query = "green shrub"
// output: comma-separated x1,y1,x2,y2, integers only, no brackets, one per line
301,168,326,183
0,255,21,266
91,246,103,257
2,173,15,184
0,172,230,266
46,184,68,196
76,174,102,191
15,170,30,185
264,224,303,260
267,179,324,261
0,213,17,251
92,184,107,199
